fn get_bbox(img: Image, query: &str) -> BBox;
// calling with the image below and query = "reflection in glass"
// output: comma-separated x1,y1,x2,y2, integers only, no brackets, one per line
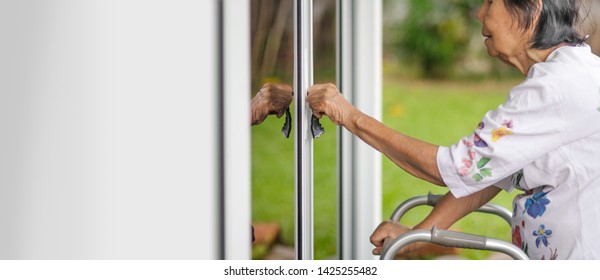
250,0,337,260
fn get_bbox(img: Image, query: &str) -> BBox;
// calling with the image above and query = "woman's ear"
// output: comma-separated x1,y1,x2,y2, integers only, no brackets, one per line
522,0,544,45
537,0,543,13
533,0,544,25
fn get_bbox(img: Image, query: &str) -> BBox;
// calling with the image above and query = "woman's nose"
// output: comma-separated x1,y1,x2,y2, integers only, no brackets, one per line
476,3,486,23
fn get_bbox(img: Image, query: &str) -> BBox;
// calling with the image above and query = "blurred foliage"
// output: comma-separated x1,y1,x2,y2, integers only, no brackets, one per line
250,0,540,87
251,0,598,83
398,0,473,78
384,0,522,80
388,0,481,79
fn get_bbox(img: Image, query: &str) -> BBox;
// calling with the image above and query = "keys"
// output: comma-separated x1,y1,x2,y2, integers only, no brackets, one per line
281,107,292,138
311,115,324,138
280,107,324,139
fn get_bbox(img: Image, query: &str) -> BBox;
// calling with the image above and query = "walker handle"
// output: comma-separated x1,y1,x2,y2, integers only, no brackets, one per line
431,226,487,250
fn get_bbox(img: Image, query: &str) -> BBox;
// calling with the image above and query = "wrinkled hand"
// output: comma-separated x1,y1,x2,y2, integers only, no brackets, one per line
307,83,357,126
251,83,293,126
370,220,423,256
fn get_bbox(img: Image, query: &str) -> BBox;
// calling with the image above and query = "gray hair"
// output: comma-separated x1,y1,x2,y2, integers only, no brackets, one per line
504,0,586,49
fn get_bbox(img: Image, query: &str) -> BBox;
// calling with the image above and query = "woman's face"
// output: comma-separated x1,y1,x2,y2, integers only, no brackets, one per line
476,0,535,65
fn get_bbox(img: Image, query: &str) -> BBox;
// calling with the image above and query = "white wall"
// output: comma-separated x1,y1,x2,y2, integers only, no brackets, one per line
0,0,239,259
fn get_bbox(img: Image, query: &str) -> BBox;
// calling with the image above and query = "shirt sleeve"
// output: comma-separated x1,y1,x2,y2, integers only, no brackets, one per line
437,77,568,198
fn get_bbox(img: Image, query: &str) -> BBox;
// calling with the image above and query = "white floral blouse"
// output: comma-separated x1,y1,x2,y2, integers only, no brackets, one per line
437,44,600,259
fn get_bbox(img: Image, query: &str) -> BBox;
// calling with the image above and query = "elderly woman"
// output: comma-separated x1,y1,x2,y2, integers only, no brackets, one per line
308,0,600,260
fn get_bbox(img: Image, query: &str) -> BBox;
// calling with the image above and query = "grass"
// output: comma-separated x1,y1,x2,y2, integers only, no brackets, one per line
251,76,522,260
251,106,338,259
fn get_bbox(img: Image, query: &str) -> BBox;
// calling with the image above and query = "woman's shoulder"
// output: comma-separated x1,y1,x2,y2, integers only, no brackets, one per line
521,46,598,91
508,45,600,113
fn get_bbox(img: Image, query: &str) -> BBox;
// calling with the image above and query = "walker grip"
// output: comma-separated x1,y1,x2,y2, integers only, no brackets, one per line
431,226,487,250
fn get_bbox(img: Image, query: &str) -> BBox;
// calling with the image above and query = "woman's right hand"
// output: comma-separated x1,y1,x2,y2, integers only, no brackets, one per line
307,83,358,126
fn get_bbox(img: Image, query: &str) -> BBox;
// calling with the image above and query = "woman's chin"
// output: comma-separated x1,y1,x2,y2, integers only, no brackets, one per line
483,41,497,57
485,47,499,58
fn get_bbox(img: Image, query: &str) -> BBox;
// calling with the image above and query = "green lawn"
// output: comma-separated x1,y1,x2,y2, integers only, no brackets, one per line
251,77,522,260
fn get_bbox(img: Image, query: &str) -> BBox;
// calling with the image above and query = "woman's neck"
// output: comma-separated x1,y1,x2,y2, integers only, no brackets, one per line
520,43,572,75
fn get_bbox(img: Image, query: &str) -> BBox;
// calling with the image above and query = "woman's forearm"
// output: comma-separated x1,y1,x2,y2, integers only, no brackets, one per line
344,109,445,186
343,108,503,230
414,186,502,230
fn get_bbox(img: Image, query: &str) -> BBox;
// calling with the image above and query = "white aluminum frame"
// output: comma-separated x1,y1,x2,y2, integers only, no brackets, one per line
294,0,315,260
222,0,251,260
336,0,382,260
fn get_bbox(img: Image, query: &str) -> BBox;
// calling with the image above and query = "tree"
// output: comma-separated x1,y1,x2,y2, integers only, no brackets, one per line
390,0,481,79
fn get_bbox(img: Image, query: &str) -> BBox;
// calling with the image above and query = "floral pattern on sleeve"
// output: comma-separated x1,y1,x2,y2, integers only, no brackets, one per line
491,119,514,142
511,170,528,190
456,120,517,183
474,122,488,148
456,139,493,183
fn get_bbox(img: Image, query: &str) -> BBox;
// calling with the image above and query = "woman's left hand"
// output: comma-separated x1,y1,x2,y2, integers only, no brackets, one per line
307,83,357,126
370,220,415,256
